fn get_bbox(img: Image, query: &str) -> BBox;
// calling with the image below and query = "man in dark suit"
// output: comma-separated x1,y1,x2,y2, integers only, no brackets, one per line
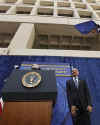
66,68,92,125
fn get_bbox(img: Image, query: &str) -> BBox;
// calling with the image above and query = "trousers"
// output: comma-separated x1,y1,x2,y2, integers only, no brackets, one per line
72,105,91,125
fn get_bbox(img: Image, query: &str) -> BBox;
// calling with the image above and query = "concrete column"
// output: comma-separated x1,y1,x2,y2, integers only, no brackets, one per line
30,0,40,15
54,0,57,17
6,6,16,15
87,4,99,18
69,0,80,18
16,0,23,5
9,23,35,49
82,0,99,19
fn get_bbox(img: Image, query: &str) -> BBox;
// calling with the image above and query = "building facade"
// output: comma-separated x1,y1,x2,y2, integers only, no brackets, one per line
0,0,100,57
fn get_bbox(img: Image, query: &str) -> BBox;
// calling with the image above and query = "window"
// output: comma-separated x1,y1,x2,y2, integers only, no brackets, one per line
75,3,87,9
58,9,73,17
23,0,36,5
78,10,92,18
38,8,53,16
57,2,70,8
0,6,10,13
16,7,32,15
40,1,54,7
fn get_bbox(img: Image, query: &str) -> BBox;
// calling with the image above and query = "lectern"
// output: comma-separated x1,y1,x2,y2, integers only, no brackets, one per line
0,69,57,125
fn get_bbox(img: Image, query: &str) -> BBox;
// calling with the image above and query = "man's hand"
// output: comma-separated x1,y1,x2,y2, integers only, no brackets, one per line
87,105,93,112
71,106,77,116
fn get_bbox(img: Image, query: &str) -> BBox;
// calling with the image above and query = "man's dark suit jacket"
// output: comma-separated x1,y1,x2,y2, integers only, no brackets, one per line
66,79,92,111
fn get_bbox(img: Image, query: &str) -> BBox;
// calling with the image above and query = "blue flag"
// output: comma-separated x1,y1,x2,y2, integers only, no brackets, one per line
75,20,97,34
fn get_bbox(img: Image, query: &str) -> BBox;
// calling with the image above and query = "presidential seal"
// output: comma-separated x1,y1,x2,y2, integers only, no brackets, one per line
22,72,41,88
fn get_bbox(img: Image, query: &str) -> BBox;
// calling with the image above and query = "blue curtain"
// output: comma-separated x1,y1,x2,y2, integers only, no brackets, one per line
0,55,100,125
51,75,73,125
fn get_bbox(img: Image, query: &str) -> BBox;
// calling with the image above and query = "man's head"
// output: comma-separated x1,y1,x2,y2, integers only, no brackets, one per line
72,68,79,77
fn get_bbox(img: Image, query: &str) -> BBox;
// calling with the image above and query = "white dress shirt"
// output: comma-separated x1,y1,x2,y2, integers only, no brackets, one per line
73,76,79,88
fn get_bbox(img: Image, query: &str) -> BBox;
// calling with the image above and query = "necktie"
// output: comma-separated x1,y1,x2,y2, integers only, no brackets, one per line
74,77,79,88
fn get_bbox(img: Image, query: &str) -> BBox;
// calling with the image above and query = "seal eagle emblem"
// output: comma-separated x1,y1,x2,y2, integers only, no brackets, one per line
22,72,41,88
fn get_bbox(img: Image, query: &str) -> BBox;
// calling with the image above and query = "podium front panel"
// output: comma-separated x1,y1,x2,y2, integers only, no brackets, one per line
1,69,57,101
